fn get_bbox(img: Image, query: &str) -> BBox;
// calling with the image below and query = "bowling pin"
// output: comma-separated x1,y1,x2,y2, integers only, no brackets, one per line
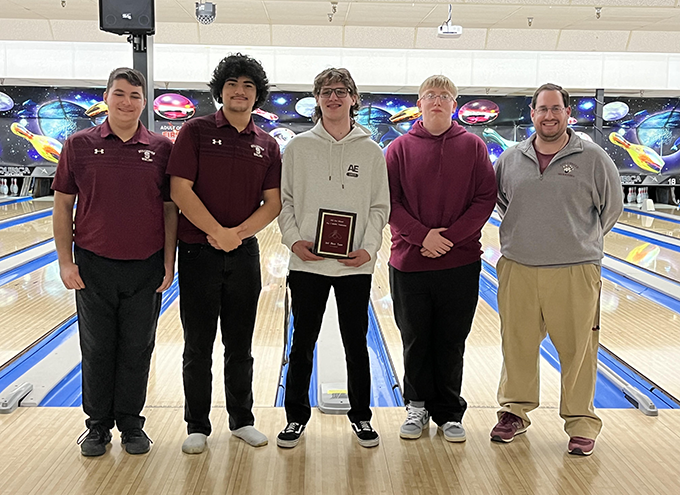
0,179,8,196
636,188,643,204
626,187,633,203
10,178,18,195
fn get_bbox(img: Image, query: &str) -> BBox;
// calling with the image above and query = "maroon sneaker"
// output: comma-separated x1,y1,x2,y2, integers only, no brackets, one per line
568,436,595,456
490,412,527,443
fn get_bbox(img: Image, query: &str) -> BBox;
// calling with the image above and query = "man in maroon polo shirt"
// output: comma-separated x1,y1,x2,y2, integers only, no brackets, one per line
168,53,281,454
52,68,178,457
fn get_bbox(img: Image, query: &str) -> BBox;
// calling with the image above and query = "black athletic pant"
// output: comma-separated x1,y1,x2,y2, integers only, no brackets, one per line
75,246,164,432
389,260,480,425
179,238,261,435
285,270,372,425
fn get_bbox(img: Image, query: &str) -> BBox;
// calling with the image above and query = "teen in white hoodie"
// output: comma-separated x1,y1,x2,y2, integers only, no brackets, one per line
277,68,390,449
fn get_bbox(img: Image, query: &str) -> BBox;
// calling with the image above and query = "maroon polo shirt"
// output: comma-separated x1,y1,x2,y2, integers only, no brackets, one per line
167,110,282,244
52,120,173,260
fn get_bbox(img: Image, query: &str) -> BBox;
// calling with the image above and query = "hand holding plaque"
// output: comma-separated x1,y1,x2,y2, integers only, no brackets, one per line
313,209,357,258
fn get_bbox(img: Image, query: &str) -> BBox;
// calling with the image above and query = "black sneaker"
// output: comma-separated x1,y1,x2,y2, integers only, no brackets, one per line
351,421,380,448
121,428,152,455
77,424,112,457
277,422,306,448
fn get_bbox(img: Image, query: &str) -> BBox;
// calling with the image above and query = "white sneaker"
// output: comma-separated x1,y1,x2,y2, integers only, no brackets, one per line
182,433,207,454
400,405,430,439
232,425,268,447
439,421,466,443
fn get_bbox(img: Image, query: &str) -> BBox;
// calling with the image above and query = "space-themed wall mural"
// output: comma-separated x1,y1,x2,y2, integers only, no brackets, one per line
1,86,679,190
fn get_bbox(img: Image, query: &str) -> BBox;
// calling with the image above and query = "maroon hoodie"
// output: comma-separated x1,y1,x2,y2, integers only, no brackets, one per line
385,120,496,272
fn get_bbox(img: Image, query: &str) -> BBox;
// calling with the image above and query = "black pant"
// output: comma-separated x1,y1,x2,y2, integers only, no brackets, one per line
389,261,480,425
179,238,261,435
75,246,164,432
285,270,372,425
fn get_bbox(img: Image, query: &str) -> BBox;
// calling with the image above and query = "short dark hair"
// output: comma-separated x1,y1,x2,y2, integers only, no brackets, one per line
531,83,569,109
106,67,146,95
208,53,269,110
312,68,360,123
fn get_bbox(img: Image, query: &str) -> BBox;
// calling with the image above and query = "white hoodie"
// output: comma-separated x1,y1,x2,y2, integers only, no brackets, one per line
278,121,390,277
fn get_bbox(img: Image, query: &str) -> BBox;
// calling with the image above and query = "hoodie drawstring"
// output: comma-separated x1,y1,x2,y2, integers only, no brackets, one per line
328,141,347,189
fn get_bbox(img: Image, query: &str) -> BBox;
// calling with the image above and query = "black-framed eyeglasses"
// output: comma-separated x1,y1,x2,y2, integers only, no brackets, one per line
319,87,351,99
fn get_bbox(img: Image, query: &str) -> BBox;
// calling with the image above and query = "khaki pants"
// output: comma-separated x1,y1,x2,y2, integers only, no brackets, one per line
496,257,603,439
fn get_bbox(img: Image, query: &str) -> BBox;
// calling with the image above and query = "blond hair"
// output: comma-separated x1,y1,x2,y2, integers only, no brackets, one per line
418,75,458,99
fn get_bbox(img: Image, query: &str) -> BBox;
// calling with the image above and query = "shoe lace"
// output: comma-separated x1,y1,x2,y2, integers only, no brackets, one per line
284,422,302,433
499,413,519,427
122,428,153,444
405,406,427,425
76,424,107,445
357,421,373,432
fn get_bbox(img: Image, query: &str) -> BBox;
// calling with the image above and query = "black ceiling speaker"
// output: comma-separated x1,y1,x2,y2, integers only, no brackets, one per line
99,0,155,36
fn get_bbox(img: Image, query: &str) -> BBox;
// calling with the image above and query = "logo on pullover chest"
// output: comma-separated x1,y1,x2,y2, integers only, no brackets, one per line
251,144,264,158
346,164,359,178
94,148,104,154
559,162,578,177
139,149,155,162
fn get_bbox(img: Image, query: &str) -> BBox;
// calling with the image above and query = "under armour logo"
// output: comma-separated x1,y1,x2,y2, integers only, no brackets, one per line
139,149,155,162
212,139,222,145
94,149,104,154
251,144,264,158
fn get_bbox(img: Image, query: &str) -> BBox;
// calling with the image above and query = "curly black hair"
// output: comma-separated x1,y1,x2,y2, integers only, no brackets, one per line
208,53,270,110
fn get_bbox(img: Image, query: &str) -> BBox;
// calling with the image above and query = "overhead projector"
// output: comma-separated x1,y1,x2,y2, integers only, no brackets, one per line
438,23,463,38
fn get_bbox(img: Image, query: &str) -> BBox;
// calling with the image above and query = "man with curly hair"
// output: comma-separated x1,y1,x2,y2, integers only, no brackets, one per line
276,68,390,449
168,53,282,453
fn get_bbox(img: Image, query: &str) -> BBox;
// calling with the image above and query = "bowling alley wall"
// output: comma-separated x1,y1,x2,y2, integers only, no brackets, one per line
0,85,679,197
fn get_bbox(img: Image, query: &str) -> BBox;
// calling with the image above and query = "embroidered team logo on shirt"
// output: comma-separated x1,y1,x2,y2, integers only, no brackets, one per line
139,149,156,162
346,164,359,178
251,144,264,158
559,162,578,177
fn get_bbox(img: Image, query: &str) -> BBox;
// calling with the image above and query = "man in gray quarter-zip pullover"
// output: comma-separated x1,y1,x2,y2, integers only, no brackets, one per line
490,83,623,457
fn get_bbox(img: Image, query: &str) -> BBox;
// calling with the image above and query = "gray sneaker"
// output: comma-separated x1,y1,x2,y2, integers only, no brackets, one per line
439,421,466,443
400,405,430,439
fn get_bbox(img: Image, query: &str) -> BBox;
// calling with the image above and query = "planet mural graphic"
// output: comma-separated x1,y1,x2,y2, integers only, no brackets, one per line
0,91,14,112
153,93,195,120
37,100,91,141
602,101,629,121
458,99,499,125
637,110,680,149
269,127,296,151
295,97,316,118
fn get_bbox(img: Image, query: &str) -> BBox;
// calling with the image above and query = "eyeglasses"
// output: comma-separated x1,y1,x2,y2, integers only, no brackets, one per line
534,106,567,115
421,93,455,102
319,88,351,99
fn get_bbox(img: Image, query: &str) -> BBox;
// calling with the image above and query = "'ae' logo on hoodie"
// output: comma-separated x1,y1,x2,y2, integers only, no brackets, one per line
346,164,359,178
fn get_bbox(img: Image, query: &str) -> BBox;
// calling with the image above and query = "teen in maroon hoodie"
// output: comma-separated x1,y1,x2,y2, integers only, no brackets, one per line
386,75,496,442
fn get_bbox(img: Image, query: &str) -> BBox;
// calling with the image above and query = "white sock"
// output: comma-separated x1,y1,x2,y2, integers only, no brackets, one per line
232,425,268,447
182,433,207,454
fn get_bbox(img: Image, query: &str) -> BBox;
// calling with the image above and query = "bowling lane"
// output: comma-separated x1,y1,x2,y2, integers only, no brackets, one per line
372,227,562,409
482,224,680,400
605,231,680,283
0,260,75,367
618,210,680,240
146,222,289,408
0,215,54,259
0,199,53,221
